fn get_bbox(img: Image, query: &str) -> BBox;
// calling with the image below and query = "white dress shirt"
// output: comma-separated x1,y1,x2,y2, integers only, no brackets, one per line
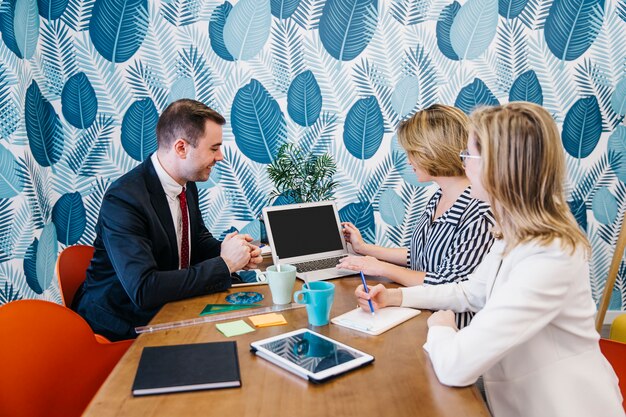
150,153,190,269
401,239,623,417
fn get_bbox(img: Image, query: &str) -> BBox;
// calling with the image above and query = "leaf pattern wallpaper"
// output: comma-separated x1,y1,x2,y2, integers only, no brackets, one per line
0,0,625,310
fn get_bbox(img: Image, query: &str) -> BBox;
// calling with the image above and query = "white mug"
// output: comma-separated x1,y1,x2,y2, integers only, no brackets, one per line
258,264,297,305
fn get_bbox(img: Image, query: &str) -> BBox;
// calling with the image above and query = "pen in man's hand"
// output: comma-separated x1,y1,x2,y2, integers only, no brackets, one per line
360,271,375,315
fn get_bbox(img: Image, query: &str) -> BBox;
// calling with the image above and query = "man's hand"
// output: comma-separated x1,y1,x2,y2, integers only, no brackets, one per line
242,244,263,270
220,232,252,273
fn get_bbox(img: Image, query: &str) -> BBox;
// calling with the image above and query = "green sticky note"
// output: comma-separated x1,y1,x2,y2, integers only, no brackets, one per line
216,320,255,337
200,304,258,316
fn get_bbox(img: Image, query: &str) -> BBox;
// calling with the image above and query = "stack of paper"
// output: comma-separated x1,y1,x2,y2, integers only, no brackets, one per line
248,313,287,328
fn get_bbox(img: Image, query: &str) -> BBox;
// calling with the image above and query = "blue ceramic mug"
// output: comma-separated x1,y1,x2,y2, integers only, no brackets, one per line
293,281,335,326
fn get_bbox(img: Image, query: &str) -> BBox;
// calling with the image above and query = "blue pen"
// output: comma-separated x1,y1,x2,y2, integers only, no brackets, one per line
360,271,375,315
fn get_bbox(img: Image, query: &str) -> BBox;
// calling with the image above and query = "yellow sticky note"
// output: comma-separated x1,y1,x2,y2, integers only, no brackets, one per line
248,313,287,328
216,320,255,337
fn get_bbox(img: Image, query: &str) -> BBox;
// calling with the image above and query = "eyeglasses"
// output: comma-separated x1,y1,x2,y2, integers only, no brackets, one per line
459,150,481,166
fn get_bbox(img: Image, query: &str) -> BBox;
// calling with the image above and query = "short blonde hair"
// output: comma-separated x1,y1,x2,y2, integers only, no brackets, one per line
470,102,589,254
397,104,468,177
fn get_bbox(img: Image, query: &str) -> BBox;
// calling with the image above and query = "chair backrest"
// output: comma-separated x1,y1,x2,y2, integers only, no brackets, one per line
610,314,626,344
600,338,626,410
56,244,95,307
0,300,132,417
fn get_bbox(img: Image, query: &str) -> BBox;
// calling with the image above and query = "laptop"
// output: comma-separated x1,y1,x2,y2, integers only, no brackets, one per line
262,201,355,282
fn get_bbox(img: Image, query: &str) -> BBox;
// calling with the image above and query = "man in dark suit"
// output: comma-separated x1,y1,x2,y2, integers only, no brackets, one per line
74,99,262,341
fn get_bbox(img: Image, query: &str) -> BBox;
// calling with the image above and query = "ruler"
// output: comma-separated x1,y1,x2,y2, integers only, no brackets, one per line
135,303,306,334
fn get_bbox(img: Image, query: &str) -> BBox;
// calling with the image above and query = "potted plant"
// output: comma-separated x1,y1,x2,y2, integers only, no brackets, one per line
267,143,338,204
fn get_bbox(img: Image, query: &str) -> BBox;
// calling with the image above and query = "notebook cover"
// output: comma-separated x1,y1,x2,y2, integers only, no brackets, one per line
132,341,241,396
331,307,421,335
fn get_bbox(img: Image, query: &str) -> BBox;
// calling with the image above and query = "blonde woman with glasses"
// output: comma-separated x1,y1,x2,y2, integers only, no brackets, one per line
338,104,495,329
355,102,623,417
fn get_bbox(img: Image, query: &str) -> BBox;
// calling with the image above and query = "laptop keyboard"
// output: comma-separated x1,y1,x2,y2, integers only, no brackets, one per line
293,256,346,273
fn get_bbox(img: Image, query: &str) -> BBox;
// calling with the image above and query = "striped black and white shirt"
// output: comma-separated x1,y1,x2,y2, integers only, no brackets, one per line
408,186,494,328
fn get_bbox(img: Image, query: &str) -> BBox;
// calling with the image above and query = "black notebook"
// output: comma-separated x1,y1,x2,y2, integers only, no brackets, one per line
132,341,241,396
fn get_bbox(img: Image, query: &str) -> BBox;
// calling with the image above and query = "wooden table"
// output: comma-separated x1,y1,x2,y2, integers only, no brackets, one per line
83,276,490,417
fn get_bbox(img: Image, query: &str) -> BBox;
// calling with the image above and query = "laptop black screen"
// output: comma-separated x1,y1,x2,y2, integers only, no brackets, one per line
266,205,344,259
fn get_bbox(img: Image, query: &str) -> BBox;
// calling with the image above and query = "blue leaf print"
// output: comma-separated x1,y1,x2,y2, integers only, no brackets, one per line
498,0,529,19
436,1,460,60
609,287,622,310
454,78,499,115
0,143,24,198
240,219,261,241
219,226,238,240
343,96,384,160
231,79,287,164
197,168,221,189
608,126,626,182
89,0,149,63
0,0,22,58
287,70,322,127
169,76,196,103
389,133,402,154
121,98,158,162
561,96,602,159
24,238,41,293
568,198,587,231
379,189,405,227
391,76,419,118
52,192,86,245
209,1,234,62
339,201,375,244
611,77,626,116
592,186,618,225
223,0,271,61
509,70,543,105
25,80,64,167
544,0,604,61
14,0,40,60
38,0,68,19
319,0,378,61
271,0,300,19
450,0,499,60
36,222,58,293
61,72,98,129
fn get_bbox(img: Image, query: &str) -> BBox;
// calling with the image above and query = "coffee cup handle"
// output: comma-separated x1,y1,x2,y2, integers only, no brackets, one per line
294,291,308,304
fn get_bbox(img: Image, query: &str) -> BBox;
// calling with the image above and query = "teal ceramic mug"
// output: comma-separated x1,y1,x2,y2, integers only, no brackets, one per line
293,281,335,326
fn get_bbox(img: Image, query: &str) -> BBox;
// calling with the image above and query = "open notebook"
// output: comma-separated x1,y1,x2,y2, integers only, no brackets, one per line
331,307,421,335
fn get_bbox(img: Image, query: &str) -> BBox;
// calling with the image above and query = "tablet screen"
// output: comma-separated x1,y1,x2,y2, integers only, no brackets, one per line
256,330,364,373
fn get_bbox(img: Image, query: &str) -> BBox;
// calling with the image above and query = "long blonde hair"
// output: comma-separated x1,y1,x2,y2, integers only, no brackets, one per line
397,104,468,177
470,102,589,255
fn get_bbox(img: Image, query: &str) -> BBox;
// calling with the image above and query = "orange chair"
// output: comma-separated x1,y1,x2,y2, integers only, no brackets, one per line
55,244,95,307
0,300,133,417
600,338,626,410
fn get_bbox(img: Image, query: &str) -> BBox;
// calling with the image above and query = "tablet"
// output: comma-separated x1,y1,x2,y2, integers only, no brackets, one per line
250,329,374,383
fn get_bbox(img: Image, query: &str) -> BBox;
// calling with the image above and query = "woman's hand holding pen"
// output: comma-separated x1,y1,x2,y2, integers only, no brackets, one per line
354,284,402,311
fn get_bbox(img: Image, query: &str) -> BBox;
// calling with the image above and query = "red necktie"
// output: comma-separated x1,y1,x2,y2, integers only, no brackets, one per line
178,187,189,269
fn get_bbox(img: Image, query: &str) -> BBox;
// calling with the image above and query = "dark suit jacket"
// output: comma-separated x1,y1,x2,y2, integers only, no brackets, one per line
74,157,231,341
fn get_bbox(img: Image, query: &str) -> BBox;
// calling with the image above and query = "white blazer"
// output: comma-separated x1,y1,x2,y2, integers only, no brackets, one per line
401,240,624,417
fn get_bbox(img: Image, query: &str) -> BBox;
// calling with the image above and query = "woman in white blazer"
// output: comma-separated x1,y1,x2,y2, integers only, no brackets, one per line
356,102,624,417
